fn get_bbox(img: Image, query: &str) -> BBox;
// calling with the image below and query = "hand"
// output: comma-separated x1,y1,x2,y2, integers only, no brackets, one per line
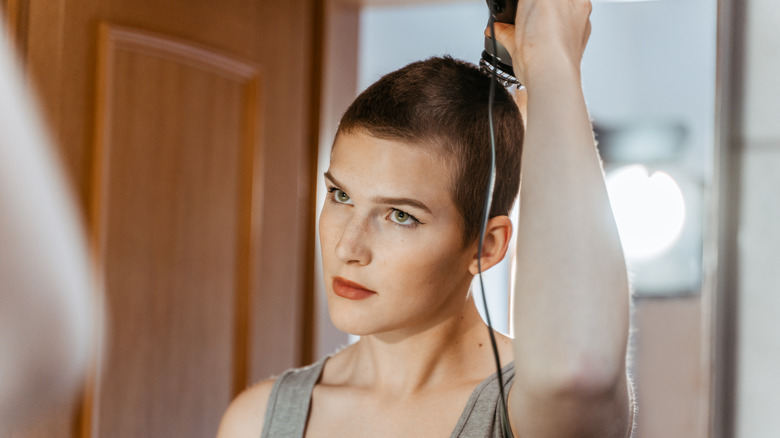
488,0,593,87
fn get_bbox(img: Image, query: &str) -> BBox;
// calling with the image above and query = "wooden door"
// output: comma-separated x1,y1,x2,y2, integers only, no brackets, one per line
3,0,321,437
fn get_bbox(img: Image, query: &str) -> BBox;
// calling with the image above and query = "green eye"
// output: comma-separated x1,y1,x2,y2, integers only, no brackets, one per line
328,188,354,205
393,210,409,223
390,209,420,227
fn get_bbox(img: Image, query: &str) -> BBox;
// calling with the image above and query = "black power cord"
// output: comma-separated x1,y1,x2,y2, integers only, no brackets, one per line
476,9,513,438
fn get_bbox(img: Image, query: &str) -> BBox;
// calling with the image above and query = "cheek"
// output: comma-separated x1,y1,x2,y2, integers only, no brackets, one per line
384,236,470,293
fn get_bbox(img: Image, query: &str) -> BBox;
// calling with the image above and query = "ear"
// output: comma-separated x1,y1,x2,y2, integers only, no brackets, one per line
468,215,513,275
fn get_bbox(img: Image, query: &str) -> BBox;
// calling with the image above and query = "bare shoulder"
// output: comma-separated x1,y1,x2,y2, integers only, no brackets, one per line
217,379,276,438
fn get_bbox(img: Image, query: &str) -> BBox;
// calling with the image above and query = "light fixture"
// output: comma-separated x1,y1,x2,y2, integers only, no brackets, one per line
606,164,686,262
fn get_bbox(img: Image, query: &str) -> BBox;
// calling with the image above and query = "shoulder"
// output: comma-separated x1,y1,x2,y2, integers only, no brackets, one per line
217,378,276,438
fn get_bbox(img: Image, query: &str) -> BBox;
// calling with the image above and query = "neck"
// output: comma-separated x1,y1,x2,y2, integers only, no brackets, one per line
339,294,507,396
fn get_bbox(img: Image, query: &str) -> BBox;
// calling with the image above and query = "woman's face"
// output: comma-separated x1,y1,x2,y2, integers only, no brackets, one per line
319,131,476,337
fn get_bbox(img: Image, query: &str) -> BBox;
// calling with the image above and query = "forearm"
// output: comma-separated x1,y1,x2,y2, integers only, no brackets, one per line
510,60,631,435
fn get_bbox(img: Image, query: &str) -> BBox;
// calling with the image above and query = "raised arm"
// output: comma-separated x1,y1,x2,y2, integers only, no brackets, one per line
494,1,633,437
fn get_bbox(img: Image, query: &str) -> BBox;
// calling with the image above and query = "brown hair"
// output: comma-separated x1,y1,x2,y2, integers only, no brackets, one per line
337,56,523,245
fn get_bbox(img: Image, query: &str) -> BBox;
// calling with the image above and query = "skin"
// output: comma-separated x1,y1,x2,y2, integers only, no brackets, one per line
219,131,515,438
309,132,515,437
0,22,97,430
497,1,633,437
219,1,633,437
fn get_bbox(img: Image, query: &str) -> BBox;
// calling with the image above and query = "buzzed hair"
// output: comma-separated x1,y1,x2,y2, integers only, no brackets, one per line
337,56,523,245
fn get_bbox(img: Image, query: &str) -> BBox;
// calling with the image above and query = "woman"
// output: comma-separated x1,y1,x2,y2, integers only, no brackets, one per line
219,0,634,437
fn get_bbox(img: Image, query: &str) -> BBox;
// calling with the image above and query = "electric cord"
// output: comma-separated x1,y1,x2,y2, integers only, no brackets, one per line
477,10,513,438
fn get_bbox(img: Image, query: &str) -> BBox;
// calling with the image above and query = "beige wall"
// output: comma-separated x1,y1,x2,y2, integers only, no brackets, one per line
735,0,780,436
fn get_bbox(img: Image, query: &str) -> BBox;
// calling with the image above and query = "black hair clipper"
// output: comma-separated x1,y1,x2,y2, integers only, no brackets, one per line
480,0,522,88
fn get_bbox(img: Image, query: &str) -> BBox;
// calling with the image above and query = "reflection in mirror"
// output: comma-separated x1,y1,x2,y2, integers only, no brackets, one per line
585,0,716,298
316,1,718,437
322,0,717,319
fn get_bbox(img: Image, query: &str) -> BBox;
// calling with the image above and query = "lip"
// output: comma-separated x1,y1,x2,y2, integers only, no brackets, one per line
332,277,376,300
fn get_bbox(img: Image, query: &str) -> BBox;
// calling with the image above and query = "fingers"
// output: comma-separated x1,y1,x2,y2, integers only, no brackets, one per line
486,21,516,56
485,0,593,85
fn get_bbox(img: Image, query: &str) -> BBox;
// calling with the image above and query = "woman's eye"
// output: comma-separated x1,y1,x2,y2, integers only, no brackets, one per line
390,209,416,225
331,188,353,205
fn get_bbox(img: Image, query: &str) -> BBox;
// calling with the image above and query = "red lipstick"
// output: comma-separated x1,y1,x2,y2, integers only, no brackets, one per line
332,277,376,300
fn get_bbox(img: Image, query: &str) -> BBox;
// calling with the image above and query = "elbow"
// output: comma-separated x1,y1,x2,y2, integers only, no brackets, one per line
559,357,625,401
511,355,633,438
520,351,627,402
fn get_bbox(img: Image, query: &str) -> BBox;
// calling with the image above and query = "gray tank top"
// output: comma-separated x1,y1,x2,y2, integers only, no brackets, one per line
260,358,515,438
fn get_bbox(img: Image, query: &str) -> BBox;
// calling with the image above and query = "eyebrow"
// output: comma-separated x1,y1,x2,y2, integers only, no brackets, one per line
324,171,432,215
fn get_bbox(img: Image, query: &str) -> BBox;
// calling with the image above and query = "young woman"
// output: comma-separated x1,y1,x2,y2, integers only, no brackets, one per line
219,0,634,437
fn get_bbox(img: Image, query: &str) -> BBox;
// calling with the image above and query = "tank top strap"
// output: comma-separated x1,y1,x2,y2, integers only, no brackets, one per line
260,357,327,438
450,362,516,438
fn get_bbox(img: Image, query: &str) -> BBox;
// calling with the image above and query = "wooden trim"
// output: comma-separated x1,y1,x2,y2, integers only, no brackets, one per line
95,23,258,80
91,22,112,270
233,74,261,396
81,22,114,438
297,0,326,368
1,0,30,62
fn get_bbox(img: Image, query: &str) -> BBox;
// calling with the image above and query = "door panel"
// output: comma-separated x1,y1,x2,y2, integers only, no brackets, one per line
5,0,321,437
92,24,259,437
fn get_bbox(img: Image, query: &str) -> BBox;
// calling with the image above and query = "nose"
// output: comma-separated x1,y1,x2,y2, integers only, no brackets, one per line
334,213,372,266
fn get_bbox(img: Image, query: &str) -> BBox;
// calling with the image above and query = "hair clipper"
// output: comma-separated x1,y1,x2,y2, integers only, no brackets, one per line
480,0,522,87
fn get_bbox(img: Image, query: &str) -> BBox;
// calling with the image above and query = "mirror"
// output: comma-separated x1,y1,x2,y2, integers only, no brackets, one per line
315,2,721,437
317,0,717,340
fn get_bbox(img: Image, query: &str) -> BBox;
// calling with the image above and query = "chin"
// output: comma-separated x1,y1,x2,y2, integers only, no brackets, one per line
328,306,379,336
326,299,396,337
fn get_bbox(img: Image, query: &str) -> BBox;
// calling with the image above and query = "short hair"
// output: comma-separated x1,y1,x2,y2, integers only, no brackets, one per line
336,56,523,245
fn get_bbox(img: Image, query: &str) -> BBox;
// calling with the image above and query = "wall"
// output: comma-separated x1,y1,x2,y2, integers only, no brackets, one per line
735,0,780,436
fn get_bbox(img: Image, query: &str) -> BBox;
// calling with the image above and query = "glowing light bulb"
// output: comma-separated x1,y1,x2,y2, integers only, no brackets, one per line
606,165,686,262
